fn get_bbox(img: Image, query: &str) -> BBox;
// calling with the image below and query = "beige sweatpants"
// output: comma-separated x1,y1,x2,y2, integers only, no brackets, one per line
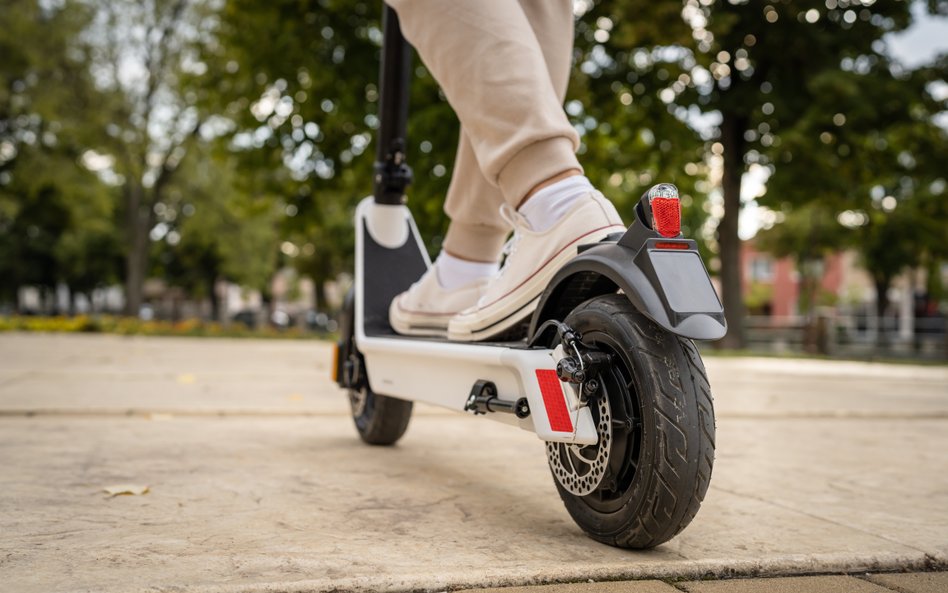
387,0,581,261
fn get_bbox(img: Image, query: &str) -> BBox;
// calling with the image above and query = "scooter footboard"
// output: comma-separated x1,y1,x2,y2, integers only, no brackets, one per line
352,197,597,445
356,336,598,445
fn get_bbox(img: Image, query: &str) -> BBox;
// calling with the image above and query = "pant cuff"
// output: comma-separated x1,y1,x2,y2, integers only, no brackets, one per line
497,136,582,207
442,221,510,263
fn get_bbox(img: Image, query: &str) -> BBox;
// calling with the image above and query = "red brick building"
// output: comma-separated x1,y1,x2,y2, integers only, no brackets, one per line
740,240,849,318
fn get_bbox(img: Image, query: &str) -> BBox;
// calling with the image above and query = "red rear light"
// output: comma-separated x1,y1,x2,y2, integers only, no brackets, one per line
651,197,681,238
654,241,689,250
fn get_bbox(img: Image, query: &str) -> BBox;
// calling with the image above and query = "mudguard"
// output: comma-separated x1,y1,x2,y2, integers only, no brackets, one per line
529,221,727,341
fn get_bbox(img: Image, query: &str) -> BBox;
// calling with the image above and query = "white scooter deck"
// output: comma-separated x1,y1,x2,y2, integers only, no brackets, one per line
354,198,597,445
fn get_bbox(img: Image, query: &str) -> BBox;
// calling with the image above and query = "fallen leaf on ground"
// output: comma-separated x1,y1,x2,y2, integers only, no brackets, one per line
103,484,150,497
287,393,304,401
176,373,196,384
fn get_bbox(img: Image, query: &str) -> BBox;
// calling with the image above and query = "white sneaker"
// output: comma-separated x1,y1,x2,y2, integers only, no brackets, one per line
447,191,625,341
389,269,488,337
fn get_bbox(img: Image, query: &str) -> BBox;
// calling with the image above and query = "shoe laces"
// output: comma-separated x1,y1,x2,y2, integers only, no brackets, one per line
495,204,530,280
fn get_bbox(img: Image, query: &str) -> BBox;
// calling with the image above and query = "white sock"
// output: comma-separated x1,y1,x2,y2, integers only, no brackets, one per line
434,251,499,291
518,175,595,232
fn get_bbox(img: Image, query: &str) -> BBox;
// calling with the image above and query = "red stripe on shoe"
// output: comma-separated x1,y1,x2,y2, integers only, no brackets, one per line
536,369,573,433
478,224,626,310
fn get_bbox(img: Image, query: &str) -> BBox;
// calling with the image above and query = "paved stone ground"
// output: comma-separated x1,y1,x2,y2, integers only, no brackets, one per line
0,333,946,593
460,572,948,593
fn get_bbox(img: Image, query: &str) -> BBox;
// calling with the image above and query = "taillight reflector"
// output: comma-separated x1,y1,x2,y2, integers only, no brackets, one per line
651,197,681,238
536,369,573,433
654,241,689,250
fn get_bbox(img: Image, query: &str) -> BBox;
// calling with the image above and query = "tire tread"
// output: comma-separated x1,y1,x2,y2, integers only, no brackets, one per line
555,294,715,549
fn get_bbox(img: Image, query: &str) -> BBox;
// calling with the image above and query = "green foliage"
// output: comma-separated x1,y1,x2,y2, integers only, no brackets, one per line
744,281,773,313
0,0,121,306
207,0,458,264
2,0,945,329
760,41,947,314
570,1,710,250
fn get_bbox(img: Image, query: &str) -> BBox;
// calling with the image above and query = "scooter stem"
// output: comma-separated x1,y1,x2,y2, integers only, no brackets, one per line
374,5,413,206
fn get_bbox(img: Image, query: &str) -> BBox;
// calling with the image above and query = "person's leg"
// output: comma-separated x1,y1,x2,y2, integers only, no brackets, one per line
441,0,578,256
389,0,625,339
440,130,508,264
391,0,576,336
391,0,582,208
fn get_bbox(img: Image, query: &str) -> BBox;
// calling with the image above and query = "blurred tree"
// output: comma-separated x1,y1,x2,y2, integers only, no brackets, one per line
206,0,457,288
594,0,925,348
151,142,280,321
0,0,122,310
76,0,228,315
570,1,720,264
762,50,947,338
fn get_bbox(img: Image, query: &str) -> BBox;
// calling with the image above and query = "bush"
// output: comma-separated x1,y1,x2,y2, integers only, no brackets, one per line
0,315,321,339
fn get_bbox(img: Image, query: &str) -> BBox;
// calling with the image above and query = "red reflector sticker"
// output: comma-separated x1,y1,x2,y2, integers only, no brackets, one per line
654,241,689,250
536,369,573,433
651,197,681,238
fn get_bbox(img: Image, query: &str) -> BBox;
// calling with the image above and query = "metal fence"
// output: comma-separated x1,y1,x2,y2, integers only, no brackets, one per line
742,314,948,361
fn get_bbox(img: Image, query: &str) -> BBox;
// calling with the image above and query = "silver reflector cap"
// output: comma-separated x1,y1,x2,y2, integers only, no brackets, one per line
646,183,679,202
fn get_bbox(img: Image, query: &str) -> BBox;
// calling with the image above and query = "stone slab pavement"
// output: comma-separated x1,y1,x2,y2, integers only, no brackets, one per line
458,572,948,593
0,333,946,593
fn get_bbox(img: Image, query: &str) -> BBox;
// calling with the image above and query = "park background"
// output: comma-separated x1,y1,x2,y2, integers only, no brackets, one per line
1,0,946,359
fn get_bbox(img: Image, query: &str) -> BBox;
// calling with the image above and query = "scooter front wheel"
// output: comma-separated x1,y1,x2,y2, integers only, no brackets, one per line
348,383,413,446
338,289,413,446
549,294,715,548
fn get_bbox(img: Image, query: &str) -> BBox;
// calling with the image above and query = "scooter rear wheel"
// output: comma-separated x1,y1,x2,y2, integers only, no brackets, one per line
550,294,715,548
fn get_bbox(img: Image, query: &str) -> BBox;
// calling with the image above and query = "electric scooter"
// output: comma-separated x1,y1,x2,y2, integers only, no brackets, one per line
334,6,726,549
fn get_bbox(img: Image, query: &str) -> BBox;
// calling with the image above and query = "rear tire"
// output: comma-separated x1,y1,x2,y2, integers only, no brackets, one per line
338,289,413,446
550,294,715,548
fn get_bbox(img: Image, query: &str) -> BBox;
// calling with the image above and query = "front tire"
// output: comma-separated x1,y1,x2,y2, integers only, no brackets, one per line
338,289,413,446
348,383,413,446
550,294,715,548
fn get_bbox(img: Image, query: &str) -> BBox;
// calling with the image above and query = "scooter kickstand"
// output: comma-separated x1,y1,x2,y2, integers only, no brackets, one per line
464,380,531,419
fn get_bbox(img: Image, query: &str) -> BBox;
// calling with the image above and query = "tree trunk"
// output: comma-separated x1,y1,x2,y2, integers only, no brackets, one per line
314,277,327,312
208,276,220,323
124,245,147,317
717,111,748,349
123,183,150,317
874,277,890,349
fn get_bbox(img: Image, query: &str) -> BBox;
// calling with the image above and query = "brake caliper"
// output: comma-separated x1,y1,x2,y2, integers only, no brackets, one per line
545,322,612,405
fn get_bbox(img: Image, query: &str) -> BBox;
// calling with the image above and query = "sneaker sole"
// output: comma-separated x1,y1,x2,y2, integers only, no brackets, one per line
447,224,625,342
389,301,452,338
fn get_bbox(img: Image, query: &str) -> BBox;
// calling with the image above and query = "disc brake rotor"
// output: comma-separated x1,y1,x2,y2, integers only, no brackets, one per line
546,390,612,496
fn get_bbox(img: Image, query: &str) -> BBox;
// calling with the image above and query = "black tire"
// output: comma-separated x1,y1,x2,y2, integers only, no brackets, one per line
550,294,715,548
348,384,413,446
338,289,413,446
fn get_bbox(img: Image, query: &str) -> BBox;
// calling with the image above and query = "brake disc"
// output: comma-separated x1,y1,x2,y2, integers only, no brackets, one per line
546,390,612,496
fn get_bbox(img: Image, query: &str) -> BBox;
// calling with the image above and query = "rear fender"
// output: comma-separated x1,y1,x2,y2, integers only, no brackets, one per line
529,227,727,341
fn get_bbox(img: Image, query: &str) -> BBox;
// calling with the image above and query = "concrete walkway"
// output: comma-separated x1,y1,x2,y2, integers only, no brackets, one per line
0,333,946,593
